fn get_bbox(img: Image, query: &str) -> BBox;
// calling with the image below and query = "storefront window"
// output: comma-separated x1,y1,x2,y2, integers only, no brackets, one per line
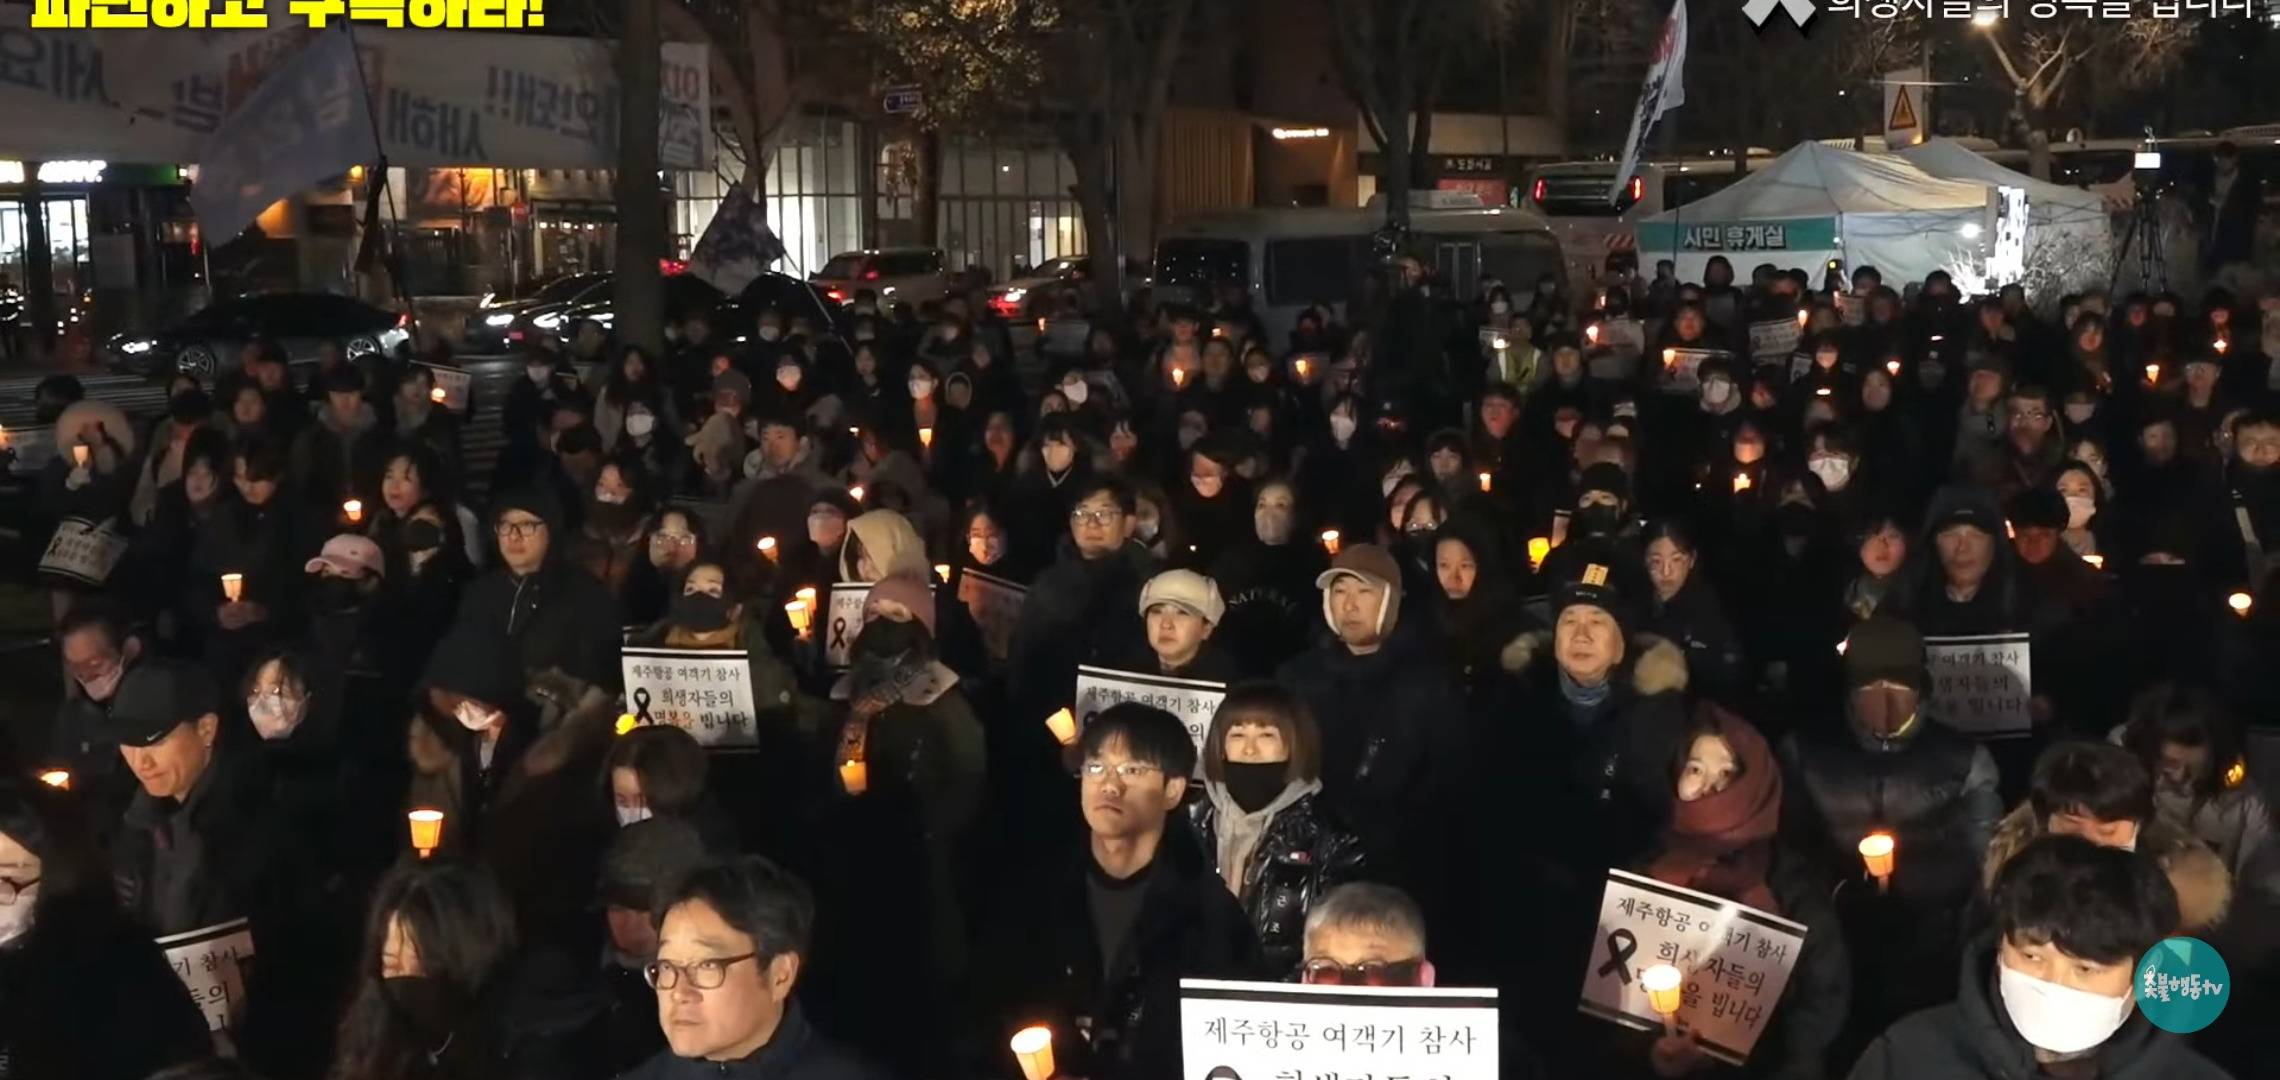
760,115,861,279
939,136,1085,283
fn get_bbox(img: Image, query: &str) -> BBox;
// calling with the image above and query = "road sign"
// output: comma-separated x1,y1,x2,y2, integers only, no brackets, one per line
883,86,923,115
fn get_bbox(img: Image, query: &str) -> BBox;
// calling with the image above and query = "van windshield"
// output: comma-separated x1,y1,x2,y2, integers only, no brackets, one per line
1155,238,1248,290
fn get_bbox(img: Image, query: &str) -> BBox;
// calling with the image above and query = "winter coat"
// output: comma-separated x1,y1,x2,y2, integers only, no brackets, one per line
991,826,1265,1080
1647,578,1749,705
1188,785,1368,974
1779,718,2001,907
1010,539,1159,716
180,496,326,671
289,401,388,505
1208,538,1329,677
0,896,212,1080
112,749,298,937
453,562,625,691
615,1003,887,1080
1982,802,2233,934
1846,938,2230,1080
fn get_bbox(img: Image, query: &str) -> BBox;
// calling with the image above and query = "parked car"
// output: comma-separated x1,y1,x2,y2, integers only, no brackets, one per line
106,293,411,382
810,248,953,308
537,273,728,348
465,271,610,353
985,255,1152,320
720,271,852,342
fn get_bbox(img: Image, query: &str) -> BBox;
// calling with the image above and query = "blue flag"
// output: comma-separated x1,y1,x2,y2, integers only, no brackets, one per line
192,28,374,242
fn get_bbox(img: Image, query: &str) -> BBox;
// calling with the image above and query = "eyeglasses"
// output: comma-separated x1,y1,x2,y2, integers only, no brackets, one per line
1300,958,1425,987
1070,508,1122,527
0,875,39,905
643,952,758,990
651,531,695,546
495,519,546,539
1080,760,1163,783
247,687,302,707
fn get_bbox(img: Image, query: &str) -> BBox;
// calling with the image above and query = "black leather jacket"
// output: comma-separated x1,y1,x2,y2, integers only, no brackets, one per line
1188,787,1368,974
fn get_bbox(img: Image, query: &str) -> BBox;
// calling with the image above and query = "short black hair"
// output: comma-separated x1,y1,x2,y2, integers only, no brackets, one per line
1993,834,2178,964
2121,683,2244,801
2232,407,2280,436
1069,474,1137,517
234,435,289,483
603,725,711,816
1077,702,1197,777
655,855,815,959
59,595,135,653
2029,740,2154,825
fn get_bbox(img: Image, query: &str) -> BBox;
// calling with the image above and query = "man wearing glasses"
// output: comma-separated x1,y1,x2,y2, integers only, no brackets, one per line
1298,882,1434,987
1011,477,1161,718
997,704,1262,1080
625,854,887,1078
450,486,621,694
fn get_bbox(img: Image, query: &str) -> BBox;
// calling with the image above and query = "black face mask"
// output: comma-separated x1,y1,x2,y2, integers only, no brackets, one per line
1222,761,1289,814
1777,502,1818,538
671,592,732,632
1577,504,1621,537
400,519,445,553
854,617,925,660
587,498,641,535
308,575,364,614
382,975,460,1044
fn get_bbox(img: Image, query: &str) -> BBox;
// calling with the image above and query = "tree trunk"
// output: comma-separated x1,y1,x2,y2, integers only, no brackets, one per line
614,0,665,354
1381,116,1412,233
1064,120,1121,318
1117,117,1160,276
915,129,941,253
2026,126,2051,183
1410,106,1437,192
1540,2,1572,145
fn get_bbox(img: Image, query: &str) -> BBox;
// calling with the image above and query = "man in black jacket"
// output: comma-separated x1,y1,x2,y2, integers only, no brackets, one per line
995,704,1263,1080
451,486,622,694
1011,476,1161,715
1849,835,2228,1079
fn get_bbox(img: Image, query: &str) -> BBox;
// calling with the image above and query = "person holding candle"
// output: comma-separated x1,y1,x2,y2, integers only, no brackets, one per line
184,436,324,683
1170,441,1252,572
288,363,388,510
1848,836,2227,1080
49,599,148,824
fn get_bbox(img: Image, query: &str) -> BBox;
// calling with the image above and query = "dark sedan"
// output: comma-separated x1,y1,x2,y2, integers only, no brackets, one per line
464,271,610,354
106,293,410,382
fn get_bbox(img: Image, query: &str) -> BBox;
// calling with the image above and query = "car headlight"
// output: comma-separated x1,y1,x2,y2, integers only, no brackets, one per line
484,312,516,327
1001,287,1027,303
120,339,155,355
379,328,410,350
532,312,563,330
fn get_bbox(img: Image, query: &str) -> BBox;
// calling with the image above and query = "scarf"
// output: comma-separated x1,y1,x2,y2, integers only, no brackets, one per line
1646,707,1783,914
1558,668,1612,713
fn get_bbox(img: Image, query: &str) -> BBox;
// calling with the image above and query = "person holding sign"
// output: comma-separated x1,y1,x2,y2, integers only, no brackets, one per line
0,778,214,1080
1187,683,1366,974
991,704,1263,1080
1848,836,2228,1080
1981,742,2233,937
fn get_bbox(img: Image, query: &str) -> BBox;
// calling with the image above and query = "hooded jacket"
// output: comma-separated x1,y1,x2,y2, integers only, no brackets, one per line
1846,937,2230,1080
1188,781,1367,974
1981,802,2233,934
838,508,930,583
289,399,386,506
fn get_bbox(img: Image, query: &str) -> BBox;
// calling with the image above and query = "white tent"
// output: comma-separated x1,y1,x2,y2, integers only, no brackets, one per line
1634,141,1993,287
1895,137,2116,298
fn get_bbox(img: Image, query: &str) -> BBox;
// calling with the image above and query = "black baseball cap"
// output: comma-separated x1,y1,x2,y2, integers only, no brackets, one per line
106,660,218,748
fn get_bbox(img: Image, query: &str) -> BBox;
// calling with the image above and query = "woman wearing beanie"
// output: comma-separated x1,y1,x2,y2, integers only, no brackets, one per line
1187,683,1366,974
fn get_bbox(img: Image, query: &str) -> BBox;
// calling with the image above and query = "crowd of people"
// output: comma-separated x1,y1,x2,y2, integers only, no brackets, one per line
4,247,2278,1080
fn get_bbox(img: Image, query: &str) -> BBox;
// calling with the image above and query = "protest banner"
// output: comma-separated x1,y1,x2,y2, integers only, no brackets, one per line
38,515,128,587
1748,318,1800,365
1923,632,2033,738
1073,665,1226,772
956,569,1027,663
157,917,256,1034
1180,978,1499,1079
1578,868,1809,1065
2,424,56,476
1660,348,1725,393
420,362,474,412
824,583,873,669
621,647,763,750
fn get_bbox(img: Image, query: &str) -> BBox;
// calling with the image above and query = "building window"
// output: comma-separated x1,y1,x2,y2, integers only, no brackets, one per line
759,115,862,278
939,136,1085,283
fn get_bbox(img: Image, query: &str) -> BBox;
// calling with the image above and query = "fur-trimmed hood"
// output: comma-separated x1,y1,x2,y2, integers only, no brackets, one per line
1982,802,2233,933
1499,629,1690,697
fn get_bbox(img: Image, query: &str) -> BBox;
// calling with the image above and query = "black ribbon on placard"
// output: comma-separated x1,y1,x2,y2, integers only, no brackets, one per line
632,686,654,725
830,617,849,654
1599,928,1639,984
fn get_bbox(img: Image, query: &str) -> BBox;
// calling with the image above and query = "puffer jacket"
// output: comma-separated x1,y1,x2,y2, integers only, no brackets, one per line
1779,717,2001,905
1189,784,1368,974
1982,801,2233,933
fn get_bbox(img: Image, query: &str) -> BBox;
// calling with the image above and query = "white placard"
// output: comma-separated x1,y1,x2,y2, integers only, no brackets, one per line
1577,868,1809,1066
621,647,762,750
1659,348,1726,394
824,583,872,669
421,363,474,412
38,515,128,586
1747,319,1800,364
1923,632,2033,738
1073,664,1226,774
3,424,56,475
955,569,1027,662
1180,979,1499,1079
157,917,256,1034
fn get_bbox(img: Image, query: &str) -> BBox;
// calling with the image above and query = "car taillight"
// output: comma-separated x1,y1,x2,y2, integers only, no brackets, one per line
1628,176,1643,203
1532,178,1547,204
863,268,880,281
826,288,848,303
396,312,412,328
660,258,687,275
508,329,525,342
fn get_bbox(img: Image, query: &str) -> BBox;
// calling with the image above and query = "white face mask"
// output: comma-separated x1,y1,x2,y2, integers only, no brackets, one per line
776,366,802,391
1061,379,1089,405
1137,517,1161,543
1330,414,1358,443
968,535,1003,565
742,448,766,476
1807,455,1853,492
594,488,627,505
2065,495,2096,530
0,897,31,947
454,701,500,732
1255,505,1294,545
615,805,653,827
1490,300,1511,315
1997,963,2135,1055
247,695,306,740
2065,403,2097,425
625,413,657,438
757,326,783,342
909,377,935,399
526,364,551,384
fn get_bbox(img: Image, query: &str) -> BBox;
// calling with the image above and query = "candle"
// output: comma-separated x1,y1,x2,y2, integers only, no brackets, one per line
919,426,934,449
615,713,639,736
1815,386,1832,397
2225,759,2247,788
1732,472,1752,493
838,759,869,796
2229,592,2253,617
1320,529,1341,556
1294,357,1311,379
934,563,951,582
2083,553,2105,570
408,808,444,858
849,485,866,503
757,536,777,559
1642,963,1684,1032
1478,471,1492,493
2215,337,2230,355
1527,537,1551,570
71,444,90,467
1886,359,1902,377
1796,308,1810,328
795,586,817,607
1011,1025,1055,1080
36,769,69,790
784,600,813,637
430,385,448,404
1662,347,1678,370
1491,336,1508,351
2146,363,2162,384
2004,519,2016,540
1585,323,1601,345
343,499,363,524
1859,832,1896,892
1171,366,1187,389
1045,708,1078,747
0,424,9,448
220,573,244,603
